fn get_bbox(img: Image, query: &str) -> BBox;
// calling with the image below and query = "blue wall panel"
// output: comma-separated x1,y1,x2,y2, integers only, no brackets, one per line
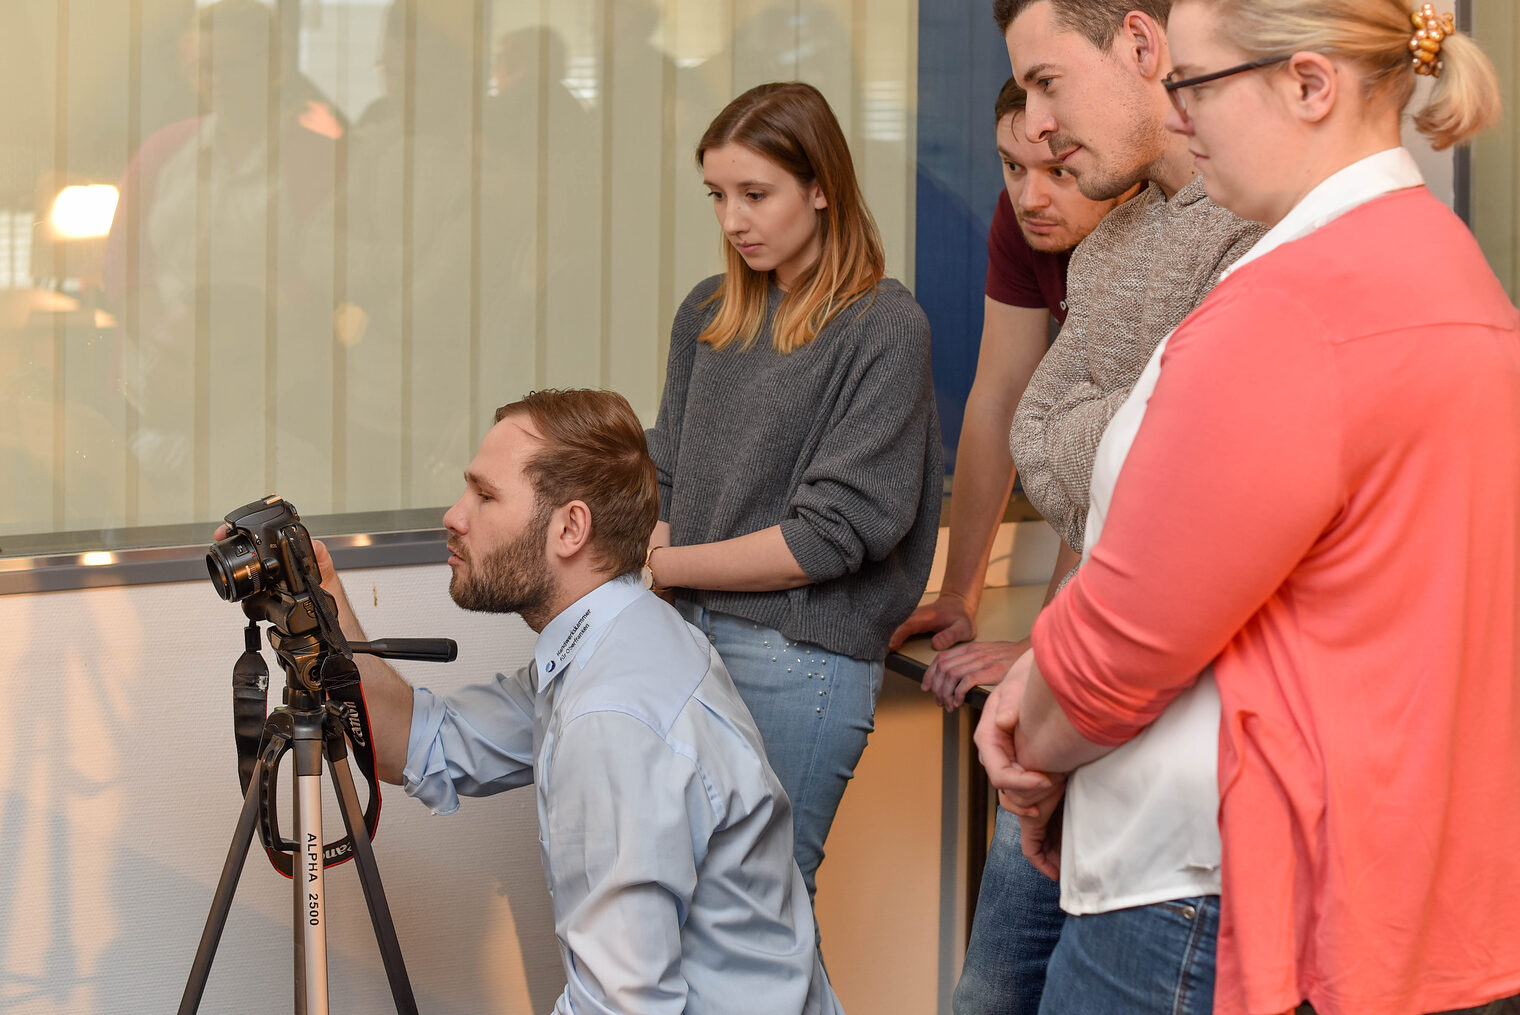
915,3,1014,473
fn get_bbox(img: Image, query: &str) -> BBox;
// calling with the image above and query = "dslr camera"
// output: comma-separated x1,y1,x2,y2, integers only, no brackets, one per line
206,495,342,696
207,494,321,605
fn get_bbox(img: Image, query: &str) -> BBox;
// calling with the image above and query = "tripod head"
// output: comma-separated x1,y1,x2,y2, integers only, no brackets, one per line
207,495,456,874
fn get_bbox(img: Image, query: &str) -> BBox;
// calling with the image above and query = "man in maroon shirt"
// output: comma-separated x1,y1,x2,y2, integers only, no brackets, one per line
890,78,1135,707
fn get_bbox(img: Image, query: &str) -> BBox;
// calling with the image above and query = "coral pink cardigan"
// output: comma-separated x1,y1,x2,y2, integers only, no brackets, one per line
1035,187,1520,1015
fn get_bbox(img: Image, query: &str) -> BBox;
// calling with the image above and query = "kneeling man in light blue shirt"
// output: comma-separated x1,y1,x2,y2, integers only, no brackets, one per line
314,388,841,1015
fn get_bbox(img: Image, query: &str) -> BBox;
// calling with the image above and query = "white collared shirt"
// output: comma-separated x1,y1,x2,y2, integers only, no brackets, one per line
404,575,840,1014
1061,149,1426,915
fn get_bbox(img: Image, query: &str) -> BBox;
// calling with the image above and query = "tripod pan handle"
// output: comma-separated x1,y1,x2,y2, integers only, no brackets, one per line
350,638,458,662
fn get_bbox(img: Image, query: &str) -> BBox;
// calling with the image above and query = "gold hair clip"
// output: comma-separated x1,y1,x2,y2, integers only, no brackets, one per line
1409,4,1456,77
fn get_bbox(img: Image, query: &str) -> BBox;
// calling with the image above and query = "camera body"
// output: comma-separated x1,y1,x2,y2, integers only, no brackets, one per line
208,495,318,605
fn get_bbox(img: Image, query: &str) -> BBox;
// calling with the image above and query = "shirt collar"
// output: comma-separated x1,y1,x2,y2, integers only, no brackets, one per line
532,573,645,688
1221,147,1424,281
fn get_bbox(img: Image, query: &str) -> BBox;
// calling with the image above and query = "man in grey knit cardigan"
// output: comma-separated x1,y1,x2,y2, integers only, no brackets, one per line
954,2,1266,1014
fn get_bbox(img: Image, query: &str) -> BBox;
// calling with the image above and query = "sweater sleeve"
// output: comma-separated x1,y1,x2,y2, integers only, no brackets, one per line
779,294,939,583
1008,312,1106,550
646,278,719,523
1033,280,1344,744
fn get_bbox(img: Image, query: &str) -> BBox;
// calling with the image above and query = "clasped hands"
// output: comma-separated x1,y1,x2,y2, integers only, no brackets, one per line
972,648,1067,880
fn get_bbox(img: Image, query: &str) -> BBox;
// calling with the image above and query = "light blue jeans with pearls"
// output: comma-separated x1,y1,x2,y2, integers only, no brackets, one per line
675,601,884,907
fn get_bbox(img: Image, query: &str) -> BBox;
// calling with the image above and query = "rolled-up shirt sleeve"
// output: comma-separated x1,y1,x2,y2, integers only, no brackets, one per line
1033,282,1344,744
403,669,537,814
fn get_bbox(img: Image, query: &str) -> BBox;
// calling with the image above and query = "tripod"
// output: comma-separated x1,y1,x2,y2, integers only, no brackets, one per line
179,684,417,1015
183,497,457,1012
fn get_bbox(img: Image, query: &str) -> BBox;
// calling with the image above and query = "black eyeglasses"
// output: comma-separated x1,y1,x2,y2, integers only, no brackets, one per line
1163,56,1291,119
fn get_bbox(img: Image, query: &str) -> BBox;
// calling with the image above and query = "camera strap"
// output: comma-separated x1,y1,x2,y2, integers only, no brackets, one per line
302,548,385,870
315,650,384,860
231,646,385,878
241,647,386,879
232,621,270,796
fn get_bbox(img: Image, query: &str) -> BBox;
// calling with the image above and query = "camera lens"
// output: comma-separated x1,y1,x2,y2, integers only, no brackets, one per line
207,533,266,602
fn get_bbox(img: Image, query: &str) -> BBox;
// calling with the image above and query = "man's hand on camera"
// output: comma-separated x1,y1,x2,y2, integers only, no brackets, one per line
308,537,339,592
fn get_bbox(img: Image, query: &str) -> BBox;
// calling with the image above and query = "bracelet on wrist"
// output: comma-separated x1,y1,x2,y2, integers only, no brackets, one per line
642,545,666,591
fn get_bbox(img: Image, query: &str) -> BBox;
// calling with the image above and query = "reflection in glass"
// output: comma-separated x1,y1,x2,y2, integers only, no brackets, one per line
0,0,917,561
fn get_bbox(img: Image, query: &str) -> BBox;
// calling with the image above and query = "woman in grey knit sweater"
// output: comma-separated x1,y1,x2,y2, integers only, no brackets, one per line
642,82,941,913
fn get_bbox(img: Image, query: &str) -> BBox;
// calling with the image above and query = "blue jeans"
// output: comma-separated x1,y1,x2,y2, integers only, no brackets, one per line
954,807,1065,1015
675,602,884,904
1039,894,1219,1015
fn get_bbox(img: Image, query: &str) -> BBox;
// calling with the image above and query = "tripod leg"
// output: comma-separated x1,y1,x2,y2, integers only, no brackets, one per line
291,719,329,1015
327,749,420,1015
179,753,273,1015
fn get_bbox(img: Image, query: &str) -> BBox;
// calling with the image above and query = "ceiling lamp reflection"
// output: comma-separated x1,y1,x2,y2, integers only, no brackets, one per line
50,185,120,240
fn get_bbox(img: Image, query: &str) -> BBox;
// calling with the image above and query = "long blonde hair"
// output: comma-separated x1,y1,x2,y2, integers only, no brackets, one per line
1194,0,1500,150
695,82,885,354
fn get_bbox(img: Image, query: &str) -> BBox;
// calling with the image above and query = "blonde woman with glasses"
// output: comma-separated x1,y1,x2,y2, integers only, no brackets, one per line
642,82,940,925
981,3,1520,1014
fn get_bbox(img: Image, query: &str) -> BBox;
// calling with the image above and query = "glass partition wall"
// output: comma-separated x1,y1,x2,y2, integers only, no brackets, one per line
0,0,917,582
1472,0,1519,303
10,0,1511,591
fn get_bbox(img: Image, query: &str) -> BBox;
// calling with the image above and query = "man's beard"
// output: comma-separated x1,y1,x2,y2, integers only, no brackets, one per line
1049,106,1161,202
449,508,558,630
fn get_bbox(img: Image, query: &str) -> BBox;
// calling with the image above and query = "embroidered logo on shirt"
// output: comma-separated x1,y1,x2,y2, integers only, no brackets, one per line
556,608,592,666
544,659,556,673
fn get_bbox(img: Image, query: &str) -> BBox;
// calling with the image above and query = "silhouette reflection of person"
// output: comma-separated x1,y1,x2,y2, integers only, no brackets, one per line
103,0,339,522
341,1,493,506
483,23,596,300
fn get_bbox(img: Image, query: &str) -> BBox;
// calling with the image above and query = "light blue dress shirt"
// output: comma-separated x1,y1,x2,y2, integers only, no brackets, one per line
405,574,843,1015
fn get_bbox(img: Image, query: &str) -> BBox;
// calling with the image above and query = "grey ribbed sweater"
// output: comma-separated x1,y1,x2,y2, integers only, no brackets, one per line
1009,176,1266,553
646,275,942,661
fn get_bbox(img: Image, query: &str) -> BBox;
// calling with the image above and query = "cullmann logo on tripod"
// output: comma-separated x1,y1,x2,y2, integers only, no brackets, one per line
180,495,457,1015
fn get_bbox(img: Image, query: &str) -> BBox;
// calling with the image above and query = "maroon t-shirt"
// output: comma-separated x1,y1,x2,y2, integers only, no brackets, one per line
984,188,1070,325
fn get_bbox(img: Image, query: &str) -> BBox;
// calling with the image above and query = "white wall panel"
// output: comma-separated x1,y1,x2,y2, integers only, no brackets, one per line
0,566,560,1014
